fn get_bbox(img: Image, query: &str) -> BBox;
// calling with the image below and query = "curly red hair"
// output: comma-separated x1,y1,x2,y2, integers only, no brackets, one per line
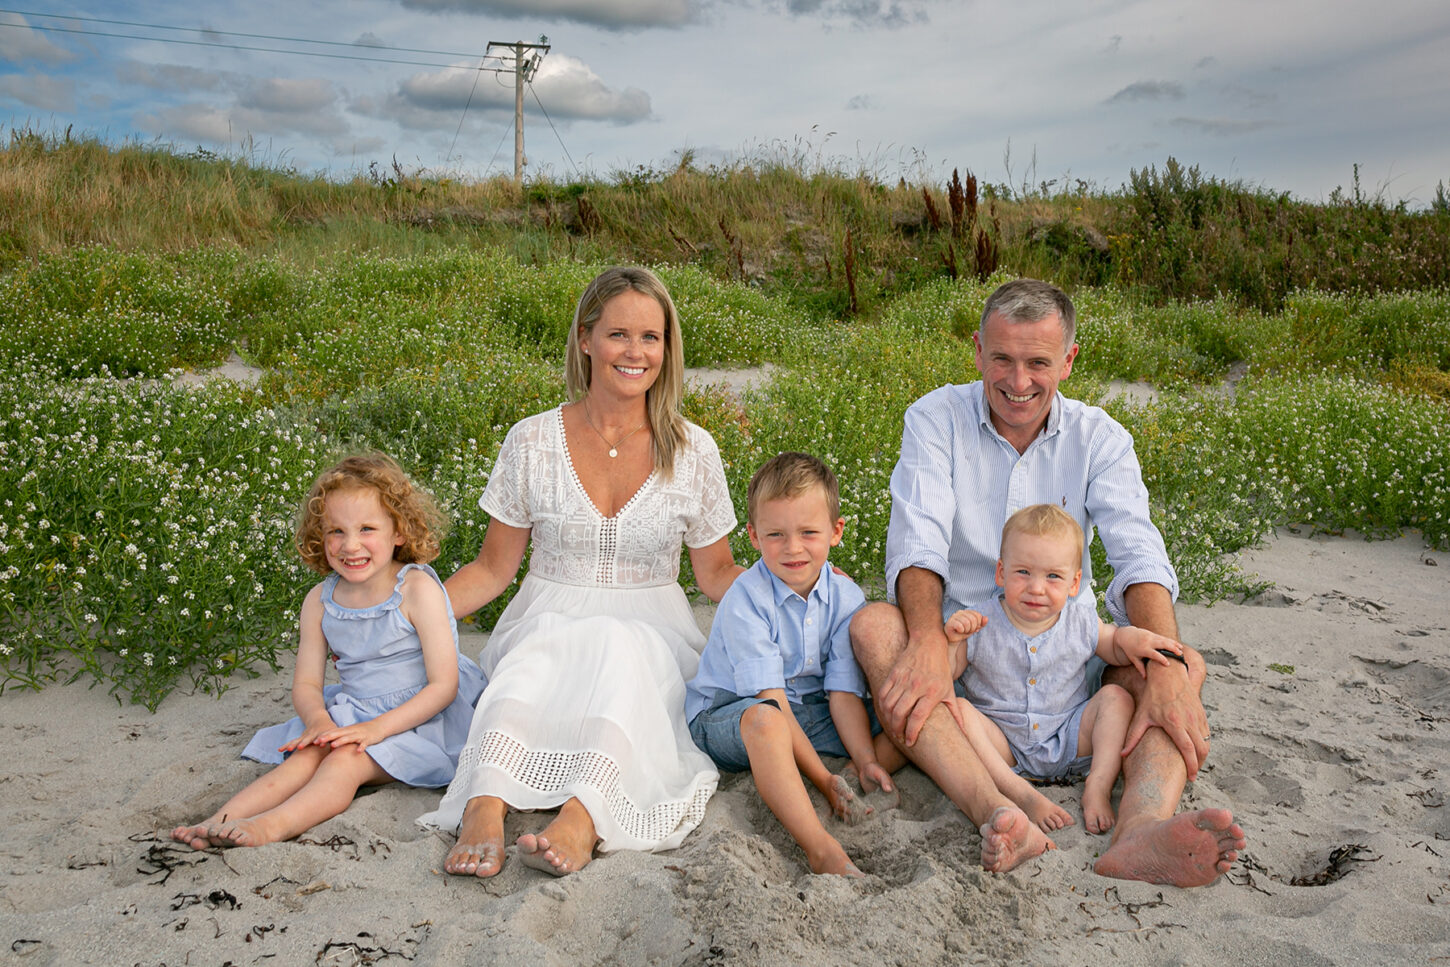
295,453,446,575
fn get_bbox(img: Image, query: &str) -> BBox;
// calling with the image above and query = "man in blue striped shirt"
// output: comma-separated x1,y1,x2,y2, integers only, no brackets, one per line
851,278,1245,885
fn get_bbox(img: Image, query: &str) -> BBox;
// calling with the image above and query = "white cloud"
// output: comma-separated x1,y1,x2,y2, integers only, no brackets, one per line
0,72,74,111
781,0,926,28
117,62,231,93
0,13,75,65
396,0,696,29
385,54,650,124
240,78,338,114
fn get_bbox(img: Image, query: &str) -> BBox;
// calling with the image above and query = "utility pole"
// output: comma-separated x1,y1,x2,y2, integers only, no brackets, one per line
484,39,549,184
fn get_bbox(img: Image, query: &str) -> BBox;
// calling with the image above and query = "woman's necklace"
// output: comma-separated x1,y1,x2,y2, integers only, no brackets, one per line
581,400,646,458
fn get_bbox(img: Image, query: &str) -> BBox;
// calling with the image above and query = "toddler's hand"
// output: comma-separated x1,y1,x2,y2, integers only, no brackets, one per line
856,761,895,795
944,609,987,643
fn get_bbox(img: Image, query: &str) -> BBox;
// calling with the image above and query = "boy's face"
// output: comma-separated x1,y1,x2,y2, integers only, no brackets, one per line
995,529,1082,632
747,488,844,598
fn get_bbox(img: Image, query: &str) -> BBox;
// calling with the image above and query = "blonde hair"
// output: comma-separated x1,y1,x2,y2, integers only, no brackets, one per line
564,266,687,478
747,452,841,524
1000,503,1084,559
295,453,446,575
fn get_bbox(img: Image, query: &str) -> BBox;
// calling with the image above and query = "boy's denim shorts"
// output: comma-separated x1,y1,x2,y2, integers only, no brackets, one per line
688,690,880,773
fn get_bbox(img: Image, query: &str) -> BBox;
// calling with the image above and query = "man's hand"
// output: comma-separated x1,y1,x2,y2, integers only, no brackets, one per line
878,628,954,747
1121,656,1209,780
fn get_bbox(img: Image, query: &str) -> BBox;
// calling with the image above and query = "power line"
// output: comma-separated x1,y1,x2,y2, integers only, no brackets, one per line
0,8,490,61
0,17,505,71
529,82,580,179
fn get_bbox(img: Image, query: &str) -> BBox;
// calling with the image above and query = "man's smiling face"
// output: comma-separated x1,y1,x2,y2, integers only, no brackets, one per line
973,311,1079,452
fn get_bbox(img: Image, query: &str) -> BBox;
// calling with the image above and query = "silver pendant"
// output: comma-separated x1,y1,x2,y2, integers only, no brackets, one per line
608,448,618,458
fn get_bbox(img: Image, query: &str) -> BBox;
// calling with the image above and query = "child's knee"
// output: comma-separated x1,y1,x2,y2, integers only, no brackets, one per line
1095,683,1134,713
739,701,788,747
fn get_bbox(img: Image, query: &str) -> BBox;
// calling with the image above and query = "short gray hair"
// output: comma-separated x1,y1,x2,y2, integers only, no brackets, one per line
980,278,1076,347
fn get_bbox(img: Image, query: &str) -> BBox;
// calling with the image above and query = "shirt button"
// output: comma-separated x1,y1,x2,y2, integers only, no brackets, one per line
1029,646,1037,653
806,618,814,626
1032,723,1040,730
1028,678,1037,685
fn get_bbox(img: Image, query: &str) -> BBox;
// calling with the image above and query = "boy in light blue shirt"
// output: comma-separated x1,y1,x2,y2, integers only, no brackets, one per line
687,452,904,877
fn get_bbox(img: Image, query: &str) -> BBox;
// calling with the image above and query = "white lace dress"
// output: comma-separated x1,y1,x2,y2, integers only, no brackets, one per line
418,407,736,852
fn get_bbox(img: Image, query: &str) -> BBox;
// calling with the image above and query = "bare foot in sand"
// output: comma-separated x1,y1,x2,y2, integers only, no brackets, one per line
1021,790,1075,832
445,798,507,877
1082,778,1115,834
170,822,217,851
517,802,598,876
1094,808,1245,887
804,837,866,878
979,805,1055,873
205,816,274,848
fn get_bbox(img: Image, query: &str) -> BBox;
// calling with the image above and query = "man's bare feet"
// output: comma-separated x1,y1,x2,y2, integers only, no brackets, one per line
979,805,1055,873
517,803,598,876
205,817,275,848
1093,808,1245,887
170,822,217,851
1082,778,1115,834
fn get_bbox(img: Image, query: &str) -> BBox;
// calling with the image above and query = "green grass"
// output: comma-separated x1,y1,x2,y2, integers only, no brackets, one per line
2,135,1449,708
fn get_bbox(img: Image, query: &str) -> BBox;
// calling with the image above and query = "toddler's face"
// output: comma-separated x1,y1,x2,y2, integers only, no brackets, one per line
995,530,1082,632
747,488,843,598
322,487,404,587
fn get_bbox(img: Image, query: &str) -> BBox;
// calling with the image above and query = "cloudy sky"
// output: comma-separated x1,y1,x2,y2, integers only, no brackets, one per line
3,0,1448,204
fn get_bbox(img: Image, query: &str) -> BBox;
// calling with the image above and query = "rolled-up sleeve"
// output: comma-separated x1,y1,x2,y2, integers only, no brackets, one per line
822,582,867,697
714,589,787,697
885,393,956,602
1087,426,1178,623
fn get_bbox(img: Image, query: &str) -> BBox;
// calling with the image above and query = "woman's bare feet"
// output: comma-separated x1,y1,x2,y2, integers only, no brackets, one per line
1082,776,1116,834
979,805,1055,873
1093,808,1245,887
445,797,507,878
517,800,598,876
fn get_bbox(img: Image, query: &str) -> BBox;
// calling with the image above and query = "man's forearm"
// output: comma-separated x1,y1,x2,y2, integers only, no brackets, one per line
895,566,948,646
1123,581,1178,639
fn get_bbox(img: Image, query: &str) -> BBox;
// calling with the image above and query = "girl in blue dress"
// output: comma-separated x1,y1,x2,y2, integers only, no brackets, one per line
171,454,486,849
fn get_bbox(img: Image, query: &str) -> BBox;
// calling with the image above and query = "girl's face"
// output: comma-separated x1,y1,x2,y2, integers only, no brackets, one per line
322,487,404,589
579,289,666,403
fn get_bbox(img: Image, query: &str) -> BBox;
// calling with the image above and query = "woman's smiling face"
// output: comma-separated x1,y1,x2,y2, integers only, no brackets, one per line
580,288,666,401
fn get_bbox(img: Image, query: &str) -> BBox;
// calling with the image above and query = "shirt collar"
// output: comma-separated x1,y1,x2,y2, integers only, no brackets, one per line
970,382,1063,447
760,557,832,606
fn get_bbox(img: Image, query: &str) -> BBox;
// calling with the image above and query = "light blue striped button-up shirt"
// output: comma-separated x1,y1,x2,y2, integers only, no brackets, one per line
884,382,1177,625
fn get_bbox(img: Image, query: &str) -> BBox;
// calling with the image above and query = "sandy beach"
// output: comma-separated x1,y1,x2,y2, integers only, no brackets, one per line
2,527,1447,965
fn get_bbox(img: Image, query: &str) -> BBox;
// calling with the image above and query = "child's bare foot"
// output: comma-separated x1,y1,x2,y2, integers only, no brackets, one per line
170,822,217,851
1016,787,1074,832
1093,808,1245,887
445,800,506,878
979,805,1055,873
1082,779,1116,834
205,816,277,848
804,836,866,878
517,803,597,876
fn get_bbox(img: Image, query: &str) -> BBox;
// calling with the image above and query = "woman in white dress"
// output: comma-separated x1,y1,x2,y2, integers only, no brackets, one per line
420,266,743,876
